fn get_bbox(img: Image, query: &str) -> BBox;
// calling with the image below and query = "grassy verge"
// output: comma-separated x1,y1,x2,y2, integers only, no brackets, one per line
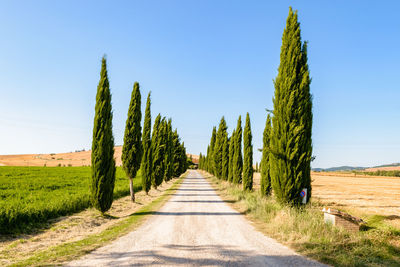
205,173,400,267
0,166,141,234
10,173,186,267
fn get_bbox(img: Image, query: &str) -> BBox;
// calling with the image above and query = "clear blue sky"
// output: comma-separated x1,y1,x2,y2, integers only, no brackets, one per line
1,0,399,168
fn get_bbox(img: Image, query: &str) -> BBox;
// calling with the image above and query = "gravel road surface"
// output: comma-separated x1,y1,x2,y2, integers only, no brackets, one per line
67,170,327,266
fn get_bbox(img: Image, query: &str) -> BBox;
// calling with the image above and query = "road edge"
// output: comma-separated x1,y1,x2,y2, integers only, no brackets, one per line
11,173,187,267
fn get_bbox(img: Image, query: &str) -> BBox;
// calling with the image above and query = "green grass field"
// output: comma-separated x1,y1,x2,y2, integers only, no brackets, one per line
0,166,141,234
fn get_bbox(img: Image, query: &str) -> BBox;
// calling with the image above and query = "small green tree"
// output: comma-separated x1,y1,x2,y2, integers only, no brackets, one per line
122,82,143,202
270,7,313,205
260,114,272,196
228,130,235,182
243,113,253,190
141,92,152,194
90,56,116,213
233,116,243,184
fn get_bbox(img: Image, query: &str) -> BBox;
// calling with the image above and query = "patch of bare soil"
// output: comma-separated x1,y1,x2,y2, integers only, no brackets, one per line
0,180,176,266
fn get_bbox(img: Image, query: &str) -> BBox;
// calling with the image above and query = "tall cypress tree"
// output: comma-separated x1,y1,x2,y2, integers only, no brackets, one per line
141,92,152,194
152,114,164,188
164,119,174,181
233,116,243,184
205,145,210,172
91,57,116,213
208,127,217,174
243,113,253,190
214,117,227,179
270,7,313,205
122,82,143,202
228,129,235,182
261,114,272,196
221,133,229,180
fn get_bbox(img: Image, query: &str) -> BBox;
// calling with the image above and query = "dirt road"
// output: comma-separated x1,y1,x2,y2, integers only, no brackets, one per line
67,170,325,266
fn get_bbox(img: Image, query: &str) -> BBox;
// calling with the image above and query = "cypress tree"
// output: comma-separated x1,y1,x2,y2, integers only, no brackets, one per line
261,114,272,196
141,92,152,194
180,142,188,174
243,113,253,190
214,117,227,179
209,127,217,174
164,119,174,181
205,145,210,172
233,116,243,184
152,114,164,188
270,7,313,205
255,162,259,172
228,130,235,182
221,133,229,180
122,82,143,202
172,130,181,177
90,56,116,213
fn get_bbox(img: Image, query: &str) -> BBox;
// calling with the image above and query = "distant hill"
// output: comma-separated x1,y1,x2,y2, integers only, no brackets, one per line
313,166,365,172
313,162,400,172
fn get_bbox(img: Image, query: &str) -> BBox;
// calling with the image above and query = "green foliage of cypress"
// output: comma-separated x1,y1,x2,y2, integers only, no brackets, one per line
151,114,165,188
221,134,229,180
205,145,210,172
233,116,243,184
90,57,116,213
121,82,143,202
164,119,174,181
209,127,217,174
260,114,272,196
172,130,182,177
141,92,152,194
270,7,313,205
180,142,188,174
214,117,227,179
228,130,235,182
243,113,253,190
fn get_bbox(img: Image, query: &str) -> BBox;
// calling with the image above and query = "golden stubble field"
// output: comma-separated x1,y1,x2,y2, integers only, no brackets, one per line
254,172,400,226
0,146,123,167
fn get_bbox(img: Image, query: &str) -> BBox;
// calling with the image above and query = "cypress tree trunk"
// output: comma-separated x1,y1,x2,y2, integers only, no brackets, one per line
270,7,313,205
233,116,243,184
243,113,253,191
228,130,235,182
91,57,116,213
141,92,152,194
260,114,272,196
122,82,143,202
214,117,227,179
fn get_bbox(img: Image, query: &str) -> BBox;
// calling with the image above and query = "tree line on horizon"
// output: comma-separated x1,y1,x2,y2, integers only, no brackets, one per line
90,58,188,213
199,7,313,207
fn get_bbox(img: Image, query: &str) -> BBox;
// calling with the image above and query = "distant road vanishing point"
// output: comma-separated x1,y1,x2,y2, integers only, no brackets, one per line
66,170,326,266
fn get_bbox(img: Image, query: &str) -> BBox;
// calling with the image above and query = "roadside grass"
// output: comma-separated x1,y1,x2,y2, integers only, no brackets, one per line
207,174,400,267
9,173,185,267
0,166,141,234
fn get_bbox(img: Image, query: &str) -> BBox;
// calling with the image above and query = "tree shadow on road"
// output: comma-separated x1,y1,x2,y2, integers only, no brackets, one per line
76,244,324,266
